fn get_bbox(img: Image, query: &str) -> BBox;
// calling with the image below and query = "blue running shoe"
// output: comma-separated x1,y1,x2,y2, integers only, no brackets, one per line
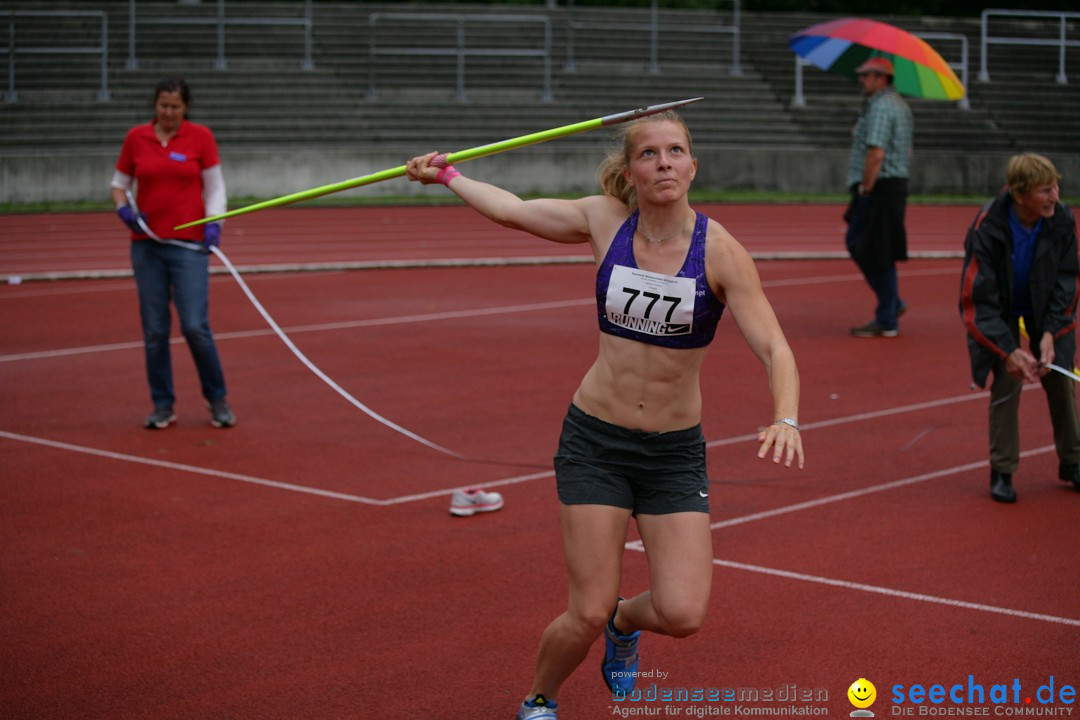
516,694,558,719
602,601,641,693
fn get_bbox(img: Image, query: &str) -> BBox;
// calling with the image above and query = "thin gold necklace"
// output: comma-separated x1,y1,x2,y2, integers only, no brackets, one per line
639,211,692,244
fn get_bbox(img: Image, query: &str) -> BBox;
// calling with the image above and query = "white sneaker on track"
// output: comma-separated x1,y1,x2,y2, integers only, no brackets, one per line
449,487,504,517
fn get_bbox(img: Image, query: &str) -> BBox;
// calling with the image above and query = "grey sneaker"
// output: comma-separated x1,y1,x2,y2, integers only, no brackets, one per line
209,399,236,428
145,406,176,429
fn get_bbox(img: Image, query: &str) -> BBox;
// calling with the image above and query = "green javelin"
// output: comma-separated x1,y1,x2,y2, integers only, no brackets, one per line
174,97,704,230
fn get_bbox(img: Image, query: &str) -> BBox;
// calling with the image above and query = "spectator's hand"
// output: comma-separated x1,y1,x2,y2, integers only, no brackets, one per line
203,222,221,248
117,206,144,233
1038,331,1055,376
1005,347,1040,384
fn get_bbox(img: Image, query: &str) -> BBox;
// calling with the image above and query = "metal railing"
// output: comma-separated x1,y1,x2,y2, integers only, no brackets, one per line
564,0,741,76
125,0,314,71
978,9,1080,84
1,10,110,103
367,13,553,103
791,31,970,110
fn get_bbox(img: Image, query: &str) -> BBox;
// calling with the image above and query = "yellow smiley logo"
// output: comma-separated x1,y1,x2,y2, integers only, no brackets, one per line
848,678,877,709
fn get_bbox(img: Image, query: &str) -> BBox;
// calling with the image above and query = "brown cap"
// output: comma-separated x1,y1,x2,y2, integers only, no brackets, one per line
855,57,894,76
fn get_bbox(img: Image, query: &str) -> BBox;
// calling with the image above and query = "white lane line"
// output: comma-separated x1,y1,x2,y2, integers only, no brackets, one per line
372,387,1028,506
707,444,1052,531
0,430,384,505
0,339,147,362
0,388,1027,508
0,252,963,285
0,266,952,364
0,428,553,506
707,557,1080,627
8,438,1073,627
0,298,593,363
704,386,1015,451
623,444,1076,628
624,440,1046,545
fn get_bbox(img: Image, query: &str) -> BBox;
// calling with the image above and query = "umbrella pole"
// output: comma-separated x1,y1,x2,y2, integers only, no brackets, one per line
792,56,807,108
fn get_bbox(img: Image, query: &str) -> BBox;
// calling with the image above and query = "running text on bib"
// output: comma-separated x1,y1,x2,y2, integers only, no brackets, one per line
605,265,695,336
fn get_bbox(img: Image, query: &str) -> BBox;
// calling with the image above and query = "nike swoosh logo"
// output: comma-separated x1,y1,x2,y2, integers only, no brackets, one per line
699,490,709,498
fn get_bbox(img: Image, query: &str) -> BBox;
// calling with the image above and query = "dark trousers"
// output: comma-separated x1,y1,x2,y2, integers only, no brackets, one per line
844,179,908,330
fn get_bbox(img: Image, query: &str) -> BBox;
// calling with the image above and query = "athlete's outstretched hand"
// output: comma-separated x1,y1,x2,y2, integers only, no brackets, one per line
757,422,804,469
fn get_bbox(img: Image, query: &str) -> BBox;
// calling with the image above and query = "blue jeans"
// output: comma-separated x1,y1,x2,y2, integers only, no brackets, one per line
131,240,227,408
845,193,903,330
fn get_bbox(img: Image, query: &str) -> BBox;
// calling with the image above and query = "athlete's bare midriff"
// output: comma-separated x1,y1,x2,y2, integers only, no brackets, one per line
571,332,709,432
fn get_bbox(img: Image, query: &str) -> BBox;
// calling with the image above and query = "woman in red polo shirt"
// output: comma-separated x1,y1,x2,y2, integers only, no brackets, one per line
110,78,235,430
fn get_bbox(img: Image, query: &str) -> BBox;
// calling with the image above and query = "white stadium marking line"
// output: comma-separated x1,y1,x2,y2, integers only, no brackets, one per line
705,557,1080,628
0,267,958,364
0,430,387,504
0,386,1037,508
623,444,1078,628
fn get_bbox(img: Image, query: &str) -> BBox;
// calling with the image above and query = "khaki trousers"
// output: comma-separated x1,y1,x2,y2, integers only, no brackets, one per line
989,359,1080,474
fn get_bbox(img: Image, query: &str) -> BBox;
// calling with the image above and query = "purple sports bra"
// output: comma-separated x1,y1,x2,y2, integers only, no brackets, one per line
596,209,725,349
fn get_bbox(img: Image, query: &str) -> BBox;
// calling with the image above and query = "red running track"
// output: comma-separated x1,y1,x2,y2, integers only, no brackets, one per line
0,203,971,278
0,205,1077,720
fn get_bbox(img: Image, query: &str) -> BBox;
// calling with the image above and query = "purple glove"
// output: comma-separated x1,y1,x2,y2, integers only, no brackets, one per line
117,206,143,233
203,222,221,248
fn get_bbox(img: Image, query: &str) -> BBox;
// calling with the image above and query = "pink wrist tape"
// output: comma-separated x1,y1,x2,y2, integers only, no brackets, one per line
430,153,460,185
435,165,461,185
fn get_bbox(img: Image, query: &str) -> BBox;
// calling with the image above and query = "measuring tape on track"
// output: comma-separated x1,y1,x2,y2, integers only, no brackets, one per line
123,191,463,458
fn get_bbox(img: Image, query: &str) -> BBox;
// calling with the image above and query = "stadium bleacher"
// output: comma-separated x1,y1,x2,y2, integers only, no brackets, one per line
1,1,1077,202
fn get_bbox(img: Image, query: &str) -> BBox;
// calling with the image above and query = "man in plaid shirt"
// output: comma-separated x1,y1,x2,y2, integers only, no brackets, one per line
843,57,914,338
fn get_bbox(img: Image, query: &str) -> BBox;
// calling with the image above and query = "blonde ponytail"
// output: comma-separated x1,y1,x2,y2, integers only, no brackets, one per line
597,146,635,206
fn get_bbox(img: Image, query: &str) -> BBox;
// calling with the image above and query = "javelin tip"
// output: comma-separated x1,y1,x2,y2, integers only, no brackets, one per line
600,97,705,126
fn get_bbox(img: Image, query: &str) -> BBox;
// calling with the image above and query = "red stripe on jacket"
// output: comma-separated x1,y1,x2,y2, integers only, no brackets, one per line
961,250,1009,361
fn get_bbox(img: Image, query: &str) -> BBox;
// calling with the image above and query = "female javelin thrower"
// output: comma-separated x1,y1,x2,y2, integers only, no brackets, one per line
406,109,804,720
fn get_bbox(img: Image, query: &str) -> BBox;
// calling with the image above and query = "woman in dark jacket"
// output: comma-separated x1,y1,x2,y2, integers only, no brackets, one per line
960,153,1080,502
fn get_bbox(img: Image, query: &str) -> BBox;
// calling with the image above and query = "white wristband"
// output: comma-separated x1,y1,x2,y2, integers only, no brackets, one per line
774,418,799,431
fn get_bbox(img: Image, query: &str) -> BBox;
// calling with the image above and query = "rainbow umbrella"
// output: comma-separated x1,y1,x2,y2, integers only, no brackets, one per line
789,17,965,101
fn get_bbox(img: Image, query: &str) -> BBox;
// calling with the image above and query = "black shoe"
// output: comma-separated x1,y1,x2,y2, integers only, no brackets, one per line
1057,464,1080,492
850,320,898,338
990,470,1016,503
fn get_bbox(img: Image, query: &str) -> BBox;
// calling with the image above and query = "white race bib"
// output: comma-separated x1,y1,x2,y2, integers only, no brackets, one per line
605,265,695,336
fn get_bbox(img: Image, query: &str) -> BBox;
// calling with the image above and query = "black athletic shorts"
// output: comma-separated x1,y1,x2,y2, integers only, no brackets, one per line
553,404,710,515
